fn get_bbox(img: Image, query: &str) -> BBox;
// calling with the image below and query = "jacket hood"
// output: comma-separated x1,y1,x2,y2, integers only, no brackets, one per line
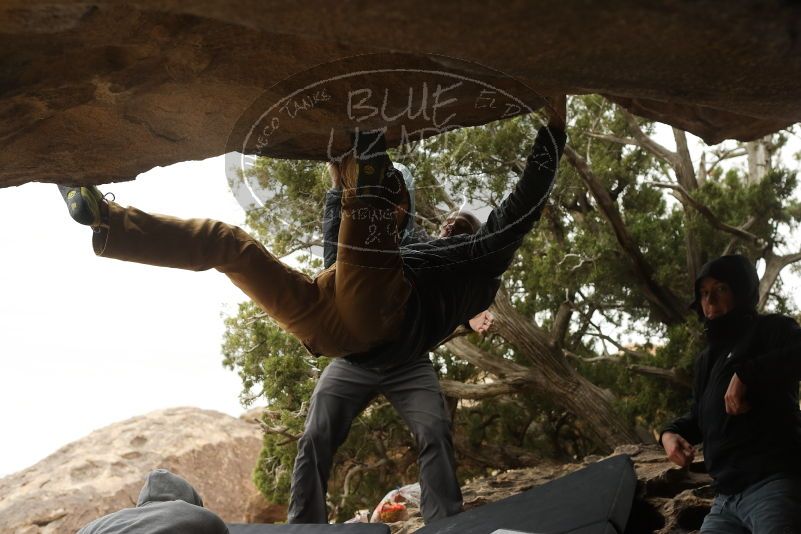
136,469,204,507
392,162,416,240
692,254,759,317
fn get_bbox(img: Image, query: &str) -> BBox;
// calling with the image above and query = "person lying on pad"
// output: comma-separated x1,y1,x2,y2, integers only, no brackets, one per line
57,96,567,372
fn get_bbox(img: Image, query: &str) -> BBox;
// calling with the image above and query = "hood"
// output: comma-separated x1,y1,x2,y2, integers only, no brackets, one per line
136,469,204,507
691,254,759,318
392,162,416,239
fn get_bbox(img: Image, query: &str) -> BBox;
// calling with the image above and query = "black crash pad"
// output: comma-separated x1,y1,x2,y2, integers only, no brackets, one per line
227,524,390,534
413,454,636,534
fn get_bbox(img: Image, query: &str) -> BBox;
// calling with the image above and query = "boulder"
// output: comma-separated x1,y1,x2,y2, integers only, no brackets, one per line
1,1,800,187
0,407,278,534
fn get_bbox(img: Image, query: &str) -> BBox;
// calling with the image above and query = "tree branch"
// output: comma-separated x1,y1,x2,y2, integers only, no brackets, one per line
551,300,574,348
671,127,703,282
260,423,301,446
340,458,390,509
706,147,748,176
759,248,801,310
646,181,765,248
440,378,523,399
586,132,638,146
564,145,685,325
672,128,698,191
583,331,651,360
722,217,758,256
620,108,680,166
491,289,566,367
628,364,692,389
445,336,527,376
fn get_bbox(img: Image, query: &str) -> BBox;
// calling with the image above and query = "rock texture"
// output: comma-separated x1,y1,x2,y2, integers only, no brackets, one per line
388,444,713,534
0,407,278,534
1,1,800,186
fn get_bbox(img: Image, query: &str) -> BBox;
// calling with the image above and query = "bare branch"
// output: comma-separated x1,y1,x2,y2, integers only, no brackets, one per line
759,248,801,310
698,151,708,185
672,128,698,191
445,336,527,376
628,364,692,389
245,312,268,326
722,217,758,256
440,379,522,399
706,147,748,176
583,331,651,360
586,132,638,146
260,422,301,445
245,341,266,354
341,458,390,508
551,301,573,348
620,108,679,165
557,253,599,273
564,145,685,325
564,350,622,363
646,181,765,247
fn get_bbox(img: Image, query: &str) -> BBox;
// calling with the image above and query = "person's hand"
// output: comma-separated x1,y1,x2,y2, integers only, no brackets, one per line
724,373,751,415
469,310,494,334
661,431,695,468
544,94,567,130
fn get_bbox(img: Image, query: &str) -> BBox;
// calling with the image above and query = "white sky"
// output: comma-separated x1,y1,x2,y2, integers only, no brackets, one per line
0,157,251,477
0,125,798,479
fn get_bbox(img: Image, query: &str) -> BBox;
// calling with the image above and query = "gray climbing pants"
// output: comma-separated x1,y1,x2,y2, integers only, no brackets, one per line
287,358,463,524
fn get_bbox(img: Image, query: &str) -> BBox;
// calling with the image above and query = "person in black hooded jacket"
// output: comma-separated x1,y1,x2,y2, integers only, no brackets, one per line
660,254,801,533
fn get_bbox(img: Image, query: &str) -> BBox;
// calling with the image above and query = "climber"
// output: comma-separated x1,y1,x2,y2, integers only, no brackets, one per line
57,97,566,369
288,160,494,525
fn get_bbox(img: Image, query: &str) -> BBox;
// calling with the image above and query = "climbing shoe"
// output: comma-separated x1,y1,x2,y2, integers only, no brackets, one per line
57,184,107,227
352,129,405,207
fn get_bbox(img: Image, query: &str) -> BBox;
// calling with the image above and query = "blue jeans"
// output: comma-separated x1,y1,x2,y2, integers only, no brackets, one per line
701,473,801,534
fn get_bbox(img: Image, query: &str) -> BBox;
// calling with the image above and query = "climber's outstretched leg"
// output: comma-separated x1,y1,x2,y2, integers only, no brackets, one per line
57,184,351,356
55,142,411,358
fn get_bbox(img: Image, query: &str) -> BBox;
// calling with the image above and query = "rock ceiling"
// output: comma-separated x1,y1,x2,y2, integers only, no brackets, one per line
1,1,799,186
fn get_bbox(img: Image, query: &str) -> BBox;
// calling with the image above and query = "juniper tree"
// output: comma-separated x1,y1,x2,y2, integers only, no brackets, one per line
222,95,800,520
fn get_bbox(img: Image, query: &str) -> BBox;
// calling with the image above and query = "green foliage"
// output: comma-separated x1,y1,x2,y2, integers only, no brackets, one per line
221,96,800,519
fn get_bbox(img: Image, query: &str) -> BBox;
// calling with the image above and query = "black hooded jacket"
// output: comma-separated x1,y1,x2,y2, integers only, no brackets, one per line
661,255,801,494
322,126,566,369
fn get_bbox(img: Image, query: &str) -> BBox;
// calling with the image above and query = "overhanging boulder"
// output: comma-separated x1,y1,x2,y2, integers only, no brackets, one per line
1,1,799,187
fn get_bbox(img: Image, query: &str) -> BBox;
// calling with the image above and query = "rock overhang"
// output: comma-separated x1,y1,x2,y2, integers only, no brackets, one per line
1,0,799,187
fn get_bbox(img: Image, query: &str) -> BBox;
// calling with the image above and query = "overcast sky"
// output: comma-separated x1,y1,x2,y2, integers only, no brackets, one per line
0,157,251,477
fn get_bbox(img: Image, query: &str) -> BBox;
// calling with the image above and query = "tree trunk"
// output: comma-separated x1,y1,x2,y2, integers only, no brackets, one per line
673,128,702,284
488,291,641,449
552,372,641,448
745,138,770,184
